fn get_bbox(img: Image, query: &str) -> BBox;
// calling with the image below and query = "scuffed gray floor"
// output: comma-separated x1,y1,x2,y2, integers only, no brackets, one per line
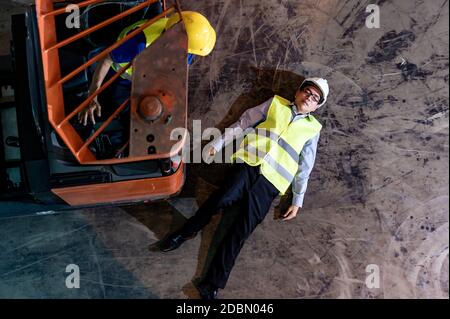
0,0,448,298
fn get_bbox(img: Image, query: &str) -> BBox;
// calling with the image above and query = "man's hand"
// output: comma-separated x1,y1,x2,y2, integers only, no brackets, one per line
77,56,112,126
78,98,101,126
204,146,216,164
281,205,300,221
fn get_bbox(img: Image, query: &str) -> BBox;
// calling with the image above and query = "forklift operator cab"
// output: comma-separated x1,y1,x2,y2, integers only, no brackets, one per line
5,0,214,207
78,9,216,160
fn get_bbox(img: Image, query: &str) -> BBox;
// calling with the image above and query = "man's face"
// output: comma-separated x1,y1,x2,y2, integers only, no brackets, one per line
294,85,322,114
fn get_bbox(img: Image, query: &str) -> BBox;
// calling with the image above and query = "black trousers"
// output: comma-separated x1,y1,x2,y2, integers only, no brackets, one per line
179,163,279,289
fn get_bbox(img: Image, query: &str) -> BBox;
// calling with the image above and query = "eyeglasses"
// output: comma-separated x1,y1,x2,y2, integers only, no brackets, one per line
303,88,321,104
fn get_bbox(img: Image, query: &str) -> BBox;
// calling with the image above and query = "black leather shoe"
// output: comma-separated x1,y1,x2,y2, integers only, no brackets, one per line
151,232,197,252
195,281,219,300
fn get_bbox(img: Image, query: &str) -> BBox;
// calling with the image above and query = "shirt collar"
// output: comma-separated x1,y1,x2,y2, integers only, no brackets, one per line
289,102,310,119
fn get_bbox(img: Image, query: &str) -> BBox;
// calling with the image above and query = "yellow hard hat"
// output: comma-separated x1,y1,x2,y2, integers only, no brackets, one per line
165,11,216,56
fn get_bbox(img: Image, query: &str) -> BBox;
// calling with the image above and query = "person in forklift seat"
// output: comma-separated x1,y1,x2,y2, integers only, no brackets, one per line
77,10,216,126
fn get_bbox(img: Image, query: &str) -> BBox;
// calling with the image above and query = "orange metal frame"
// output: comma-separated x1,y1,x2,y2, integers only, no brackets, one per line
52,161,185,206
35,0,187,165
34,0,188,206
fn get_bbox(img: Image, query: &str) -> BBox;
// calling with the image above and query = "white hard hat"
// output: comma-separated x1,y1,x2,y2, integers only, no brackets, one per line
299,77,329,107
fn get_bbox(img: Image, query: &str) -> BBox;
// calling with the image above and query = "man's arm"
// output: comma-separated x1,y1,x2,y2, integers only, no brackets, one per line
78,55,113,125
89,55,113,93
292,132,320,207
281,132,320,220
209,98,273,153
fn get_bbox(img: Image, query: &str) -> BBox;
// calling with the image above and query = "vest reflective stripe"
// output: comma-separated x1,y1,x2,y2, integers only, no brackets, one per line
277,136,299,164
111,18,168,80
250,128,300,164
243,144,295,182
231,95,322,195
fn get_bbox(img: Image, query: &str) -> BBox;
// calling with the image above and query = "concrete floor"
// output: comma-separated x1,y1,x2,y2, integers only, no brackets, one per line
0,0,448,298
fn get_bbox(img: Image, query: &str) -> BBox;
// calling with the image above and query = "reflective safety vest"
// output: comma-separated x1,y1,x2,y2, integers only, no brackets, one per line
231,95,322,195
111,18,169,80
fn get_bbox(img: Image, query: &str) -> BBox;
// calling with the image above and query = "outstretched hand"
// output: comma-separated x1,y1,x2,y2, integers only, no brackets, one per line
78,98,101,126
204,146,216,164
281,205,300,221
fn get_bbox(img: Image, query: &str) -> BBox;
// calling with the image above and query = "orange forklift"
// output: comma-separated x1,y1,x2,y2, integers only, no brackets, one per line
1,0,191,208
